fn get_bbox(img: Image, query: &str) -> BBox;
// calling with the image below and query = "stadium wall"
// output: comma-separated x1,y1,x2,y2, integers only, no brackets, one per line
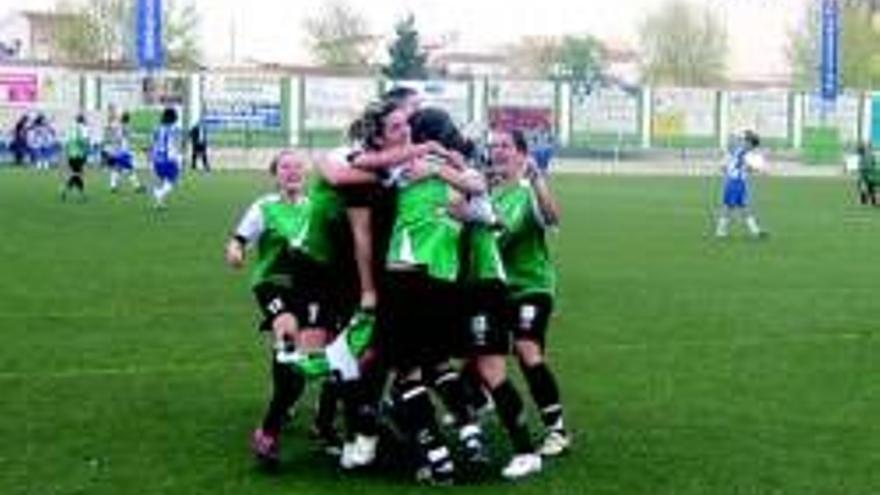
1,65,876,164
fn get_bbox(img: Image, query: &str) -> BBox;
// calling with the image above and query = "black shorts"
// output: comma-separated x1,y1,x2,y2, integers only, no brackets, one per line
380,269,459,372
507,293,554,347
458,280,510,356
252,254,337,332
68,156,86,174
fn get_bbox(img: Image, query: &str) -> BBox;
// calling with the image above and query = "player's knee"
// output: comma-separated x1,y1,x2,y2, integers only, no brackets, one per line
477,355,507,389
515,340,543,367
271,312,299,337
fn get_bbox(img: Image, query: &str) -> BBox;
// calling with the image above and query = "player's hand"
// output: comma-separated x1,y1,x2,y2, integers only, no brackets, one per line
424,141,447,156
525,157,543,182
225,239,245,268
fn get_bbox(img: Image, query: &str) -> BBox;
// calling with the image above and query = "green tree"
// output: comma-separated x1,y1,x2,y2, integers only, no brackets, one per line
638,0,728,86
504,36,561,78
786,3,820,91
555,36,605,95
383,14,428,80
787,3,880,90
52,0,202,68
164,0,202,68
53,0,126,65
304,0,374,67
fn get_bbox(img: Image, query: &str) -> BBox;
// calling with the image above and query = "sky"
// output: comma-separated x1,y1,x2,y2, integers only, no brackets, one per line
4,0,810,78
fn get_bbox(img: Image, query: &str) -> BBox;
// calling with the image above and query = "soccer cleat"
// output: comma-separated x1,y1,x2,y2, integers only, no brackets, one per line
459,424,489,465
339,434,378,469
415,462,455,486
538,430,571,457
501,453,542,480
251,428,280,467
415,446,455,485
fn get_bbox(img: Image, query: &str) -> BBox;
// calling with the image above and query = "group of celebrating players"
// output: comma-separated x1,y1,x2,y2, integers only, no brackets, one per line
225,87,569,484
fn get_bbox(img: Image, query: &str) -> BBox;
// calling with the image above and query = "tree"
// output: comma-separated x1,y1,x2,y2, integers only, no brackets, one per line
304,0,374,67
165,0,202,68
785,3,820,91
555,36,605,95
843,0,880,13
505,36,561,78
383,14,428,80
52,0,202,68
53,0,126,65
787,3,880,90
638,0,728,86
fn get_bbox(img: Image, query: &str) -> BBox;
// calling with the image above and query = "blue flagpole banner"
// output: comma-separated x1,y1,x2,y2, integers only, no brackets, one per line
136,0,164,70
820,0,839,103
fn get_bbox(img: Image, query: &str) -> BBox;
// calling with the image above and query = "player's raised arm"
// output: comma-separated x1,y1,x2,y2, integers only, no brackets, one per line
526,159,561,227
316,152,376,186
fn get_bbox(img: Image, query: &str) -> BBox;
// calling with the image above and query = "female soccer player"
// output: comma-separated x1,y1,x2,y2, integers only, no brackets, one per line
60,114,89,201
490,128,570,458
150,107,182,209
225,150,337,468
715,130,768,238
106,111,143,193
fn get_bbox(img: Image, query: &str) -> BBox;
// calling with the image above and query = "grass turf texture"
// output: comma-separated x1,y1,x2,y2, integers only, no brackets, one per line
0,168,877,495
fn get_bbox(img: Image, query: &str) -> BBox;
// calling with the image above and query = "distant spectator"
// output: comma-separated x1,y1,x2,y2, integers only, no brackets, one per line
11,114,30,165
27,114,58,170
189,118,210,172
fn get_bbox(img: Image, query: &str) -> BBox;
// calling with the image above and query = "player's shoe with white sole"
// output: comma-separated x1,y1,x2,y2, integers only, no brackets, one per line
538,430,571,457
339,434,378,469
251,428,280,467
501,453,542,480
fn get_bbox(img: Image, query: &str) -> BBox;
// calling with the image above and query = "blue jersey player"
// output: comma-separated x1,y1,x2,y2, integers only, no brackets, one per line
715,130,768,239
107,111,144,193
150,107,182,209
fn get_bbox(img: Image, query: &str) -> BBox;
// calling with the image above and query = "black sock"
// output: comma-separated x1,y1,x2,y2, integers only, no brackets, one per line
341,379,378,437
427,363,476,427
521,362,565,432
314,377,340,433
394,377,452,471
490,379,534,454
262,361,306,433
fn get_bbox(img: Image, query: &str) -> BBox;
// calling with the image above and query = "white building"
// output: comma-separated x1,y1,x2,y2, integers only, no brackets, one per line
0,10,76,62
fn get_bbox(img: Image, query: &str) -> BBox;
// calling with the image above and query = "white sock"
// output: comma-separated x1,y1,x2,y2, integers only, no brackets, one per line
715,215,730,237
129,172,142,189
745,215,761,235
110,171,120,190
153,181,172,203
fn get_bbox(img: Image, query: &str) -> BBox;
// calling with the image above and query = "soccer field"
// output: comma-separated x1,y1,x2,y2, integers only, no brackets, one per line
0,168,877,495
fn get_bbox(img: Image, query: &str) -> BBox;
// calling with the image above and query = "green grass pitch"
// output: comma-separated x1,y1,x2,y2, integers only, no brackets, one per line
0,167,877,495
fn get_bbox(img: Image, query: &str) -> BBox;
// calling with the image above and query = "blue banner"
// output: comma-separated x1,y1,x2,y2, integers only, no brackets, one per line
204,103,283,131
136,0,163,70
820,0,839,102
